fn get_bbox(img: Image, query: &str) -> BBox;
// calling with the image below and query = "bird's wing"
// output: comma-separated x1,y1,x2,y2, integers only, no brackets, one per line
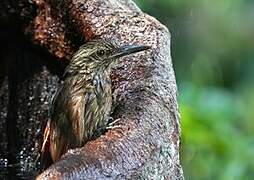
50,84,64,117
40,84,65,169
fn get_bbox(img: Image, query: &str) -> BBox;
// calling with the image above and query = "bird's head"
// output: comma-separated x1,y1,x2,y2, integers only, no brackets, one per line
65,40,150,76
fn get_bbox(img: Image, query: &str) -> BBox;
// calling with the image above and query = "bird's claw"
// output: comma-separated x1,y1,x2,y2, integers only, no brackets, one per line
106,118,121,129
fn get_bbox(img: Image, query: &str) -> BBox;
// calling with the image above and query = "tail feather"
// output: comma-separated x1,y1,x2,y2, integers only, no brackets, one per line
40,119,53,170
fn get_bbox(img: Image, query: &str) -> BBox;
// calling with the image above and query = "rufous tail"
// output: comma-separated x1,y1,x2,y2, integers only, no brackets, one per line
39,119,53,170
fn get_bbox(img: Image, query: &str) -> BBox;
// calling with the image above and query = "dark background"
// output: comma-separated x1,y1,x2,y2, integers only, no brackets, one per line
135,0,254,179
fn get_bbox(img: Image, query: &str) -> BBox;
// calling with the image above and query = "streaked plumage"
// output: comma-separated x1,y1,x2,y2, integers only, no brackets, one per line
40,40,150,168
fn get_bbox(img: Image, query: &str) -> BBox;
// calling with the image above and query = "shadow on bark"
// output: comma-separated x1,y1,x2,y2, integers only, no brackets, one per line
0,0,184,179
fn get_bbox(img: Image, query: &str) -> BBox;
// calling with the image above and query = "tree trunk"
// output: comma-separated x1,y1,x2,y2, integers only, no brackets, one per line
0,0,184,179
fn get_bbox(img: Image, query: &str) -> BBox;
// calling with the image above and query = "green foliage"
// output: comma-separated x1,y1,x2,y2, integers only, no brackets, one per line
180,83,254,179
134,0,254,179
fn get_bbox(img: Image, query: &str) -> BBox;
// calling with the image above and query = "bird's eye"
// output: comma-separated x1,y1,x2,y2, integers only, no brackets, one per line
97,49,105,57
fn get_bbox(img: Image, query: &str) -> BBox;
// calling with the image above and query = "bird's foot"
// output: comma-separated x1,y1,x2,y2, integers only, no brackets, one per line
94,118,122,138
106,118,121,130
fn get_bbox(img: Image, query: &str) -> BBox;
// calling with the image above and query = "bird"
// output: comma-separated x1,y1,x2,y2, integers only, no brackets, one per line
40,40,150,169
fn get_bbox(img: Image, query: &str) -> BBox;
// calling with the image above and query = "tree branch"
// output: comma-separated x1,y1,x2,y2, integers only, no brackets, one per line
0,0,183,179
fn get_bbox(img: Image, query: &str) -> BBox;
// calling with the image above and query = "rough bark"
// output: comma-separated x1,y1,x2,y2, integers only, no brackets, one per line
0,0,184,179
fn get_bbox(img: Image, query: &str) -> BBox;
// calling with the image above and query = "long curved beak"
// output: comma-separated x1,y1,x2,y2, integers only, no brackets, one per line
110,45,150,59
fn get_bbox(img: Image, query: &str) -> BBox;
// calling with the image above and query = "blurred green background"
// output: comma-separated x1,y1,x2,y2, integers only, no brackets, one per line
134,0,254,179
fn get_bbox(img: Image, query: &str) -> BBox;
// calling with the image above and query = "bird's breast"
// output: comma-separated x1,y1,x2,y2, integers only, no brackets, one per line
82,74,112,140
